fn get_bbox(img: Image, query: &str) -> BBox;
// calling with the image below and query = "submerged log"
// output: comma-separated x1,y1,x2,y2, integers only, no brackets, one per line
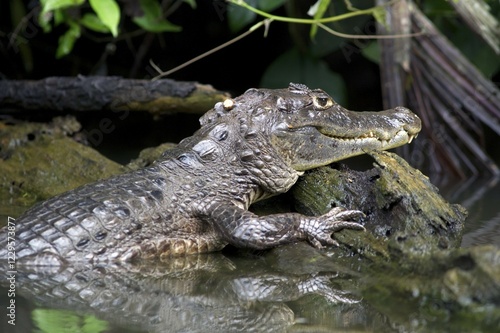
0,76,229,115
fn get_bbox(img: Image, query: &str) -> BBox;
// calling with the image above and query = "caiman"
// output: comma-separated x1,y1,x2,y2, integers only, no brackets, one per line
0,83,421,265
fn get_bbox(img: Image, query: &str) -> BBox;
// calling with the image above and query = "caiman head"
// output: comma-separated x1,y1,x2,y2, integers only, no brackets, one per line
200,83,421,171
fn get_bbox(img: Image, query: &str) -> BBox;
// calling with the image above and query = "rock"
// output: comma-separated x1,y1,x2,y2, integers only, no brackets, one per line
127,142,176,170
0,116,125,205
292,150,468,261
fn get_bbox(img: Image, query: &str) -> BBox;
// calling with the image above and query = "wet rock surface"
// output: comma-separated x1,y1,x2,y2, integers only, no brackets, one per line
126,142,177,170
292,150,468,261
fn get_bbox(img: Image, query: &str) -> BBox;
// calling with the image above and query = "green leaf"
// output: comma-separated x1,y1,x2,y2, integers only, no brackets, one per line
372,6,387,30
10,0,34,72
309,0,331,39
53,8,65,26
32,308,109,333
133,0,182,32
89,0,120,37
260,48,347,105
309,25,344,58
38,11,53,33
228,0,257,33
257,0,286,12
361,41,380,64
80,13,111,33
39,0,84,32
56,22,81,58
448,21,500,77
183,0,197,9
40,0,84,14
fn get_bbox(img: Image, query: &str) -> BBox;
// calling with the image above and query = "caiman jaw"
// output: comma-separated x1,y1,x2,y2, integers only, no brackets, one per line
315,105,422,152
317,127,418,148
272,105,422,171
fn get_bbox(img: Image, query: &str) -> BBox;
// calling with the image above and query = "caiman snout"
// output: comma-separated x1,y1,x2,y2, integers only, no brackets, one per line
391,106,422,142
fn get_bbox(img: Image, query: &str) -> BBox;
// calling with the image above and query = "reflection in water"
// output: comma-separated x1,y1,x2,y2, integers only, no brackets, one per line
462,213,500,246
443,176,500,247
1,246,365,333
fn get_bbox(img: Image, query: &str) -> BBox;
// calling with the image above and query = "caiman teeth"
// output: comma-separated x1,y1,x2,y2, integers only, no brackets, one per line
359,131,376,139
320,128,415,145
319,128,378,140
322,130,382,141
408,133,418,144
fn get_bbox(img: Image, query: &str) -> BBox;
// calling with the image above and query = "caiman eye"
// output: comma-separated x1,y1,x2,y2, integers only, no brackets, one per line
313,96,333,110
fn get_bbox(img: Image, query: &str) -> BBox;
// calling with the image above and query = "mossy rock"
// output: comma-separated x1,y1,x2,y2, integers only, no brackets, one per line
126,142,177,170
0,117,125,205
292,151,468,262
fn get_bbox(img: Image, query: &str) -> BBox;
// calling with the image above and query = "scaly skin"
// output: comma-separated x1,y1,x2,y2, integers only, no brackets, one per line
0,83,421,265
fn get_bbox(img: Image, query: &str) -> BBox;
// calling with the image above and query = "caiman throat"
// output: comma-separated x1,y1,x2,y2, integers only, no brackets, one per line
0,83,421,265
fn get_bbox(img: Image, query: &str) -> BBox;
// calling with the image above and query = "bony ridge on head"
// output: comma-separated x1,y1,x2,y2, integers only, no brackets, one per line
223,98,235,111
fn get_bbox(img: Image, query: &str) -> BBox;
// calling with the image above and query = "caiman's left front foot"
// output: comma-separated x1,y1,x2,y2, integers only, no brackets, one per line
299,207,365,248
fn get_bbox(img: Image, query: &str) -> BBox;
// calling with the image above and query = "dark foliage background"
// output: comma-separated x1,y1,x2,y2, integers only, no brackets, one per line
1,0,499,174
0,1,387,107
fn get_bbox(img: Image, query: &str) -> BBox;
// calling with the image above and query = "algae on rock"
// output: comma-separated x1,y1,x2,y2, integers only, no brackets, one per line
292,150,467,262
0,116,125,205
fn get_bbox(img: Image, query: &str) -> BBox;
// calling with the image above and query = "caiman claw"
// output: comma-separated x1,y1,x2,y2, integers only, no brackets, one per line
299,207,365,249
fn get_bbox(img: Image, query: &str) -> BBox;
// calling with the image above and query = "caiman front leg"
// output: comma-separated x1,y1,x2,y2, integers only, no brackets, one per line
198,203,365,250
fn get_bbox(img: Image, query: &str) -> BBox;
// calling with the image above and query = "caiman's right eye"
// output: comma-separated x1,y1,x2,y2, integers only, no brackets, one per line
313,96,333,110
